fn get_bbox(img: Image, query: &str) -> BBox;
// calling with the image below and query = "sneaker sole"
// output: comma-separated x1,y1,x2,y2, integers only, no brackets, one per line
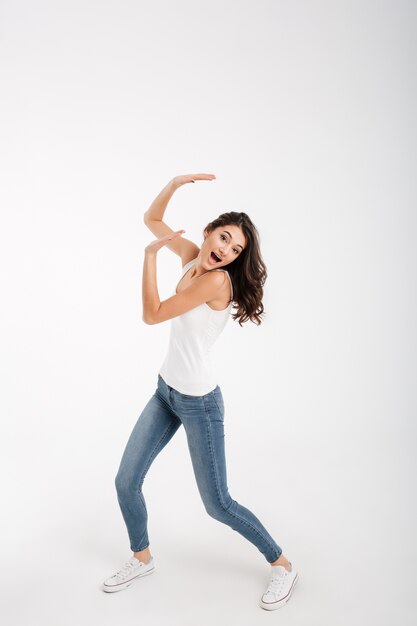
259,572,299,610
101,565,156,593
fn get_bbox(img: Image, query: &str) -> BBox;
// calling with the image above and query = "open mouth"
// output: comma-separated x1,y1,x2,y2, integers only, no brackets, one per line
210,251,222,263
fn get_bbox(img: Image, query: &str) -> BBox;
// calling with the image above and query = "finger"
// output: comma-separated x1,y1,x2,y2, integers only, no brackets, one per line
164,230,185,240
188,173,216,181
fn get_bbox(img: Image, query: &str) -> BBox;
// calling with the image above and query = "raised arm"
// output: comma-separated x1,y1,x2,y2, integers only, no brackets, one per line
142,230,227,325
143,174,216,266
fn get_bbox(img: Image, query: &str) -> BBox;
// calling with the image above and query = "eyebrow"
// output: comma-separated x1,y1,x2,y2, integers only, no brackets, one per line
223,230,244,250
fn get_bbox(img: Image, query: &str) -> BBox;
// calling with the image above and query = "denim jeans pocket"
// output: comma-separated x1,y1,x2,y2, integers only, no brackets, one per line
210,387,225,421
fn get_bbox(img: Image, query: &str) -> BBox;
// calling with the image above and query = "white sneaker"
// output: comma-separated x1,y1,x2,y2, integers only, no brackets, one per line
259,561,299,610
101,555,156,593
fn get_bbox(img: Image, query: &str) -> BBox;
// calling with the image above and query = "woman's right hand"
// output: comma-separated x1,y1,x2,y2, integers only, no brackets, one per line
172,173,216,188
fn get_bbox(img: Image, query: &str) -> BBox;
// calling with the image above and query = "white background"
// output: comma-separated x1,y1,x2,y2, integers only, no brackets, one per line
1,1,416,624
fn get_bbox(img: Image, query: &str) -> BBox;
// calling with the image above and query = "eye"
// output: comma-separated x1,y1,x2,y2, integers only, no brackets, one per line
220,234,226,241
233,249,239,254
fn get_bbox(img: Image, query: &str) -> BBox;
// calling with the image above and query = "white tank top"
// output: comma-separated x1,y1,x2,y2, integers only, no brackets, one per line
159,257,234,395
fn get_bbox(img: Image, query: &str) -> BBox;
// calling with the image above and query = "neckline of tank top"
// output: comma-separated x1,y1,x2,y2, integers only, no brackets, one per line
175,258,233,313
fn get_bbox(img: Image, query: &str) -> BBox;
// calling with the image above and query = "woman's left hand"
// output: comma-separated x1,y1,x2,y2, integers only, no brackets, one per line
144,230,186,255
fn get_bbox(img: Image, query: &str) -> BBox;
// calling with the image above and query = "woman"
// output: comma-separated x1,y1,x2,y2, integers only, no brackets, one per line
101,174,299,610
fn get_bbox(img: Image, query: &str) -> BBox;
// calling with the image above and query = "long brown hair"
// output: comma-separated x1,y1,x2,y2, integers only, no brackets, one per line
203,212,267,326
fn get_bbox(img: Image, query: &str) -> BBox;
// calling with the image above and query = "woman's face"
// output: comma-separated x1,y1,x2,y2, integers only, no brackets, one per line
202,224,246,269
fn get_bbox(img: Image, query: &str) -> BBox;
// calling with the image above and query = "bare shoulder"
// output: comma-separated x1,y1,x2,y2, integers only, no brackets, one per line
201,269,228,288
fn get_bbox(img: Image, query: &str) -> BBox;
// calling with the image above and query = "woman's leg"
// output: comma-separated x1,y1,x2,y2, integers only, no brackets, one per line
170,384,283,564
115,381,182,555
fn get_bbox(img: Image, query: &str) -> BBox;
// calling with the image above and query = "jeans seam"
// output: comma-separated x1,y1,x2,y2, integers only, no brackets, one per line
138,408,179,489
129,407,179,553
202,396,280,560
222,501,280,558
202,395,227,511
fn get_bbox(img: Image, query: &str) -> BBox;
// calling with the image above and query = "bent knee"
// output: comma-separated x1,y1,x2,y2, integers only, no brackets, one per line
204,496,233,521
115,472,137,497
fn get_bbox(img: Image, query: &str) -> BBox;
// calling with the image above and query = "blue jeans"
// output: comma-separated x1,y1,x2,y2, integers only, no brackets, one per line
115,374,282,563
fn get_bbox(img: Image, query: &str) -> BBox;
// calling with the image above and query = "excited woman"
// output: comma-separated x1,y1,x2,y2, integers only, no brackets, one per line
101,173,299,610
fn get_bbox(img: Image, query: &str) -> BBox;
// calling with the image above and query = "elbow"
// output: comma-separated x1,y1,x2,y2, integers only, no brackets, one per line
142,312,158,325
144,213,159,225
143,304,162,325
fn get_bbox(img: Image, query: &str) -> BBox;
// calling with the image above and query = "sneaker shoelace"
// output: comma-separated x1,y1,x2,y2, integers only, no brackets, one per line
265,570,287,595
113,558,142,580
